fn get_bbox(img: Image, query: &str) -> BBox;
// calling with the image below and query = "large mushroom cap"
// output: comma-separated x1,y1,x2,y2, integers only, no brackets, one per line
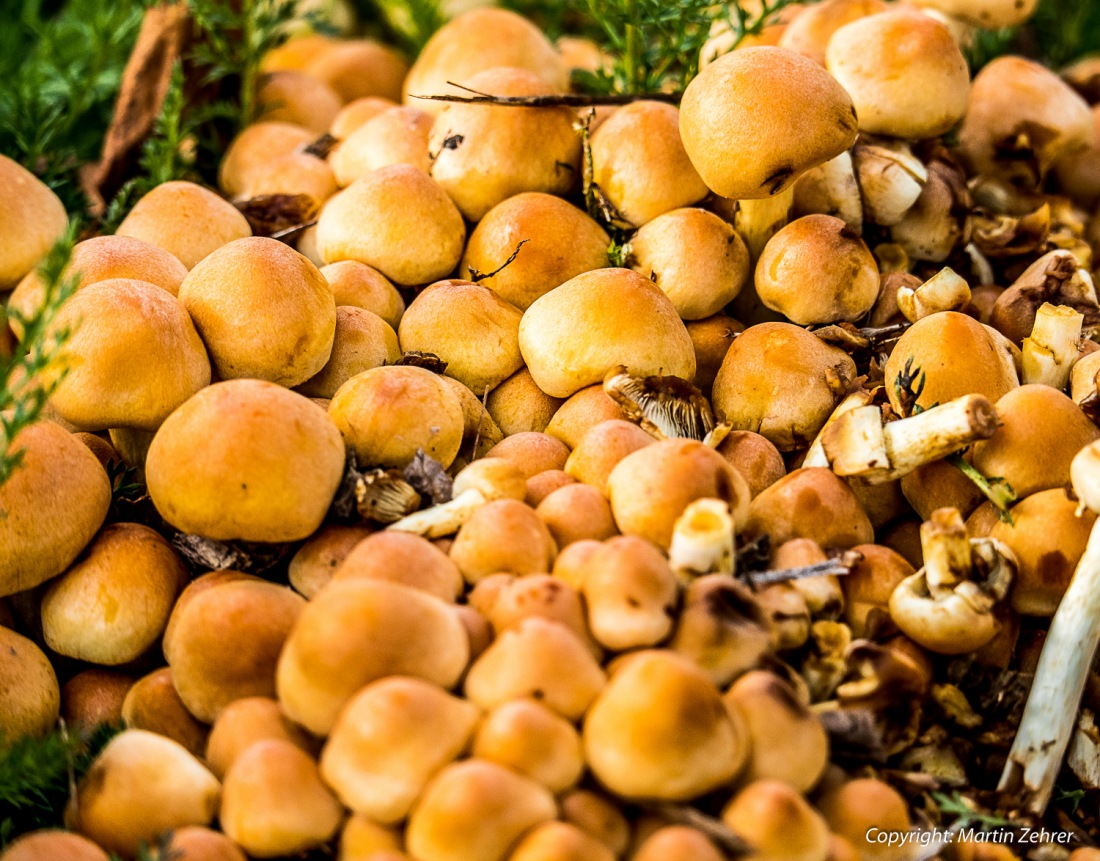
0,154,68,289
826,10,970,140
145,380,345,543
519,268,695,399
679,46,858,200
402,8,567,113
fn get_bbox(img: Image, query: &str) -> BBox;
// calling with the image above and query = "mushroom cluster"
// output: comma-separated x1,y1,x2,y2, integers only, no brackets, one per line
5,0,1100,857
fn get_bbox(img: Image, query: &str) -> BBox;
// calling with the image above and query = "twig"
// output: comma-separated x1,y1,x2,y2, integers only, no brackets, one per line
746,551,862,587
468,239,528,282
410,81,682,107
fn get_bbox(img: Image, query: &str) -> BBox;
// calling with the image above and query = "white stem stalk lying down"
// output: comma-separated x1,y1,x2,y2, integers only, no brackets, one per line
803,391,875,469
896,267,971,323
386,488,488,538
1021,302,1083,390
668,499,735,579
998,520,1100,814
823,395,999,484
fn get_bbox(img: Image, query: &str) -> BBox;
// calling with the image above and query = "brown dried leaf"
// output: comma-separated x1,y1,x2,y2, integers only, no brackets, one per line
396,351,448,374
80,2,190,215
404,449,453,505
171,533,292,574
235,193,319,238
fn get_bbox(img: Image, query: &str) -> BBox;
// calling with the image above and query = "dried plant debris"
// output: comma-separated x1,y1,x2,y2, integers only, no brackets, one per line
603,366,718,441
235,193,319,238
815,707,888,763
403,449,453,505
302,133,339,159
171,533,292,574
395,351,449,374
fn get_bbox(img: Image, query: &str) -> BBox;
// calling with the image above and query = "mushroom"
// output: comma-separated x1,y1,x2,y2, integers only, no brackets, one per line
792,151,863,233
427,67,580,222
329,95,398,137
590,101,709,227
319,259,405,329
1054,105,1100,209
257,70,342,132
329,365,466,470
545,385,626,449
507,822,617,861
303,37,407,102
166,576,305,723
1020,303,1084,389
487,369,565,436
405,759,557,861
288,524,373,599
770,538,845,616
668,498,735,579
70,730,220,858
958,57,1093,188
820,393,1000,484
686,313,744,393
402,8,567,111
817,778,912,861
754,214,879,325
116,180,252,270
580,535,680,651
338,816,403,861
826,10,970,139
629,207,750,320
896,267,972,323
564,419,654,495
679,46,858,258
583,650,748,800
62,669,133,730
9,234,187,327
0,626,60,740
883,312,1019,414
912,0,1038,27
399,280,524,394
851,141,929,228
559,790,630,858
777,0,887,65
320,676,480,822
725,670,829,791
220,740,343,859
1,832,111,861
449,498,557,582
720,779,831,861
486,432,570,478
334,531,463,601
205,696,317,780
536,483,619,546
295,306,400,399
525,470,575,507
970,384,1100,499
464,617,606,720
0,154,68,289
519,268,696,399
670,574,774,685
472,698,584,794
632,826,726,861
460,192,609,312
0,421,110,597
330,105,433,183
146,380,345,542
891,159,973,263
316,164,466,286
841,545,916,636
712,323,857,451
743,468,875,550
998,445,1100,814
991,488,1097,617
121,667,208,758
888,508,1016,654
219,124,317,199
278,578,469,735
989,249,1097,345
470,573,596,656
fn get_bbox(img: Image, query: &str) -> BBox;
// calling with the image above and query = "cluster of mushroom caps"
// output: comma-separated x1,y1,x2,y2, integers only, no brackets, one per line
5,0,1100,858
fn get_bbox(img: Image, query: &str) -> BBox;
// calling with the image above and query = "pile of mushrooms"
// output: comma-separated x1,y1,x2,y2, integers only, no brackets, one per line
5,0,1100,858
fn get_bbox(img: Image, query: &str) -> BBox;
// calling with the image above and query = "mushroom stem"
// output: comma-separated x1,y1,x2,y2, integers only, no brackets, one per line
998,519,1100,814
896,267,971,323
385,487,487,538
822,395,1000,483
803,391,876,469
735,187,794,260
1021,302,1083,389
668,498,735,579
920,508,971,596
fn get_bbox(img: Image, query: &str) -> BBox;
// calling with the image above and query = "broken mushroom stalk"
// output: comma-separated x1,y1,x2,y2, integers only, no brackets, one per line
821,393,1001,484
1000,440,1100,814
1020,302,1084,389
667,498,735,579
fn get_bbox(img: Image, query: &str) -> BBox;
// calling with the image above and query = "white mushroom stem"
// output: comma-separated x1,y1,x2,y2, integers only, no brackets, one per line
803,391,875,469
896,267,972,323
735,186,794,260
1021,302,1083,390
853,141,927,227
998,519,1100,814
668,498,735,579
386,487,489,538
822,394,1000,483
920,508,971,597
793,150,862,233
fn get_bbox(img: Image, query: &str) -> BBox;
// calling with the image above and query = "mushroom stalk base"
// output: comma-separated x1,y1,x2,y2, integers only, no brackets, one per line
998,520,1100,814
735,187,794,261
668,499,735,578
385,488,487,538
1021,302,1083,390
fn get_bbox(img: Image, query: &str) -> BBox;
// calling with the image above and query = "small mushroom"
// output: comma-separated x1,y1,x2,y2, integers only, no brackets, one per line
70,730,221,858
330,105,433,183
61,669,133,731
487,369,565,436
841,544,916,636
896,267,972,323
288,524,374,599
1020,303,1085,389
631,826,726,861
536,483,619,546
545,385,626,449
0,153,68,288
0,832,110,861
205,696,317,780
472,698,584,794
559,790,630,858
777,0,887,66
817,778,912,861
121,667,208,758
507,822,617,861
743,468,874,550
720,779,831,861
295,306,401,399
320,676,480,823
0,626,60,740
450,498,558,583
319,259,404,329
564,419,655,495
888,508,1016,654
220,740,343,859
257,70,342,132
334,531,463,601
